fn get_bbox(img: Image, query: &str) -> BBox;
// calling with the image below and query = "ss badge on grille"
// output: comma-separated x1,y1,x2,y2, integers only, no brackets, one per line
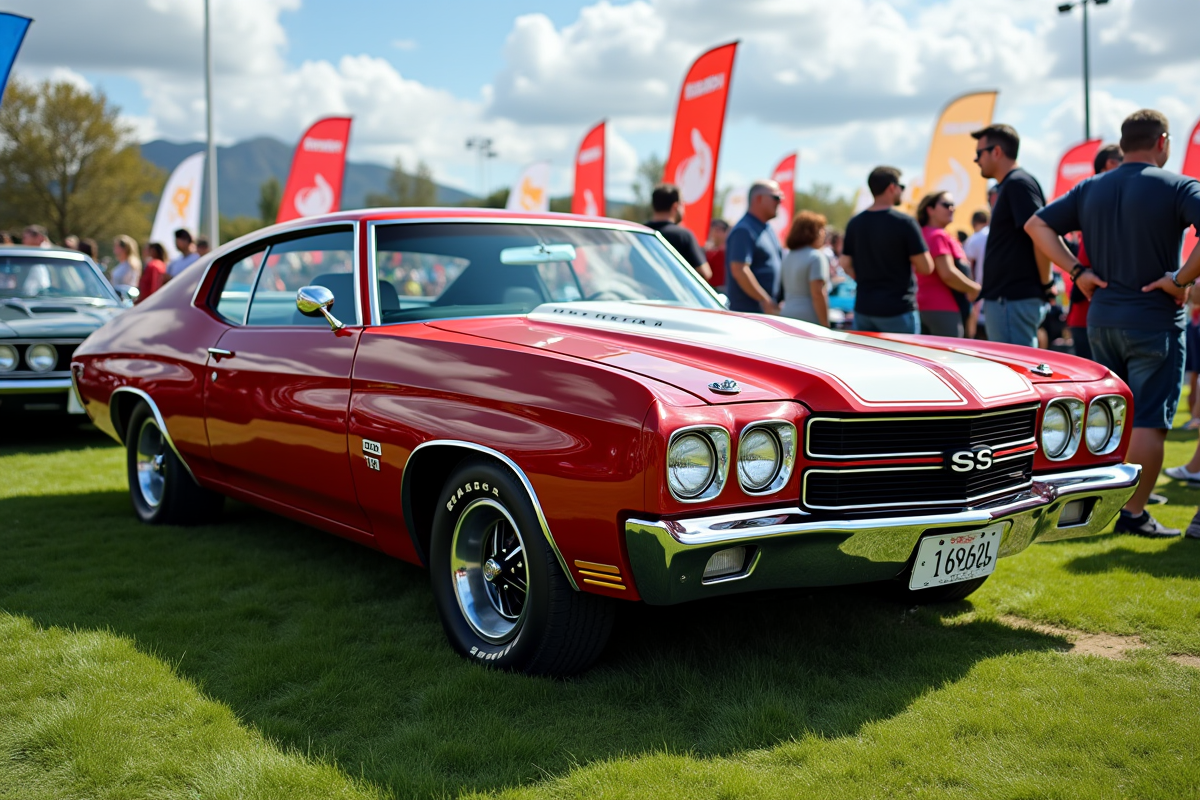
947,445,994,473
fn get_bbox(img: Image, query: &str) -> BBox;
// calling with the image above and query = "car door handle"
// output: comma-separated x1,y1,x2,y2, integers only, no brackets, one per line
207,347,235,360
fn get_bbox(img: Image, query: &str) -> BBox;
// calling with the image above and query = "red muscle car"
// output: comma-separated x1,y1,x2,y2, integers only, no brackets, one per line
73,208,1140,675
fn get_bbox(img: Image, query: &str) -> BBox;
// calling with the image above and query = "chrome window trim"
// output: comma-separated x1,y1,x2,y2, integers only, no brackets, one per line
804,403,1041,460
737,420,797,496
1086,394,1126,456
363,216,721,327
108,387,197,482
666,424,731,503
1041,397,1084,461
192,219,361,326
403,439,579,591
800,464,1035,512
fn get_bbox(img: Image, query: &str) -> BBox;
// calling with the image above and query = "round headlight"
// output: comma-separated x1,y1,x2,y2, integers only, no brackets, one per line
668,433,717,499
1041,403,1071,458
0,344,16,372
1085,401,1113,453
738,428,781,491
26,343,57,373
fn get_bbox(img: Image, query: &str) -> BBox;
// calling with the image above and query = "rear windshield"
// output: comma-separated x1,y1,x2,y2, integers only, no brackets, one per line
372,222,721,324
0,256,113,300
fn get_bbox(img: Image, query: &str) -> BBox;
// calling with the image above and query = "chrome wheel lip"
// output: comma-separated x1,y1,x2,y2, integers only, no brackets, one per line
135,417,167,509
449,497,529,644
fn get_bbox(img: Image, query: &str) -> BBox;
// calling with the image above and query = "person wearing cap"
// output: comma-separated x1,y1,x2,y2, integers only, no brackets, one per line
840,166,934,334
725,180,784,314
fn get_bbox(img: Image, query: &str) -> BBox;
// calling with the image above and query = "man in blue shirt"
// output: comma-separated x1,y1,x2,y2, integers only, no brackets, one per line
1027,109,1200,538
725,180,784,313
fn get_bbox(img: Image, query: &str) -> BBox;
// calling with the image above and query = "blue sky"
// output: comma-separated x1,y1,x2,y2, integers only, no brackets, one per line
13,0,1200,203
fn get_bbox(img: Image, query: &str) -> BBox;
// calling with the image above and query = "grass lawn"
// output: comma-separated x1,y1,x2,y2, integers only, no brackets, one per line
1,420,1199,799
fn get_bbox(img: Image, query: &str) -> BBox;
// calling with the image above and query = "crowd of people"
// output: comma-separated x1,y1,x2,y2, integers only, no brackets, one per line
650,108,1200,540
8,223,211,304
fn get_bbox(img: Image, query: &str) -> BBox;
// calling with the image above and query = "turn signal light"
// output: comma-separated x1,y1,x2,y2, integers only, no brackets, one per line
702,546,747,580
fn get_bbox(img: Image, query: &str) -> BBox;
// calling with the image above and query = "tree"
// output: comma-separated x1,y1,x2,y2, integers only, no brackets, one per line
258,176,281,224
461,187,509,209
795,183,856,231
365,158,437,207
0,79,162,244
220,215,264,244
620,153,665,221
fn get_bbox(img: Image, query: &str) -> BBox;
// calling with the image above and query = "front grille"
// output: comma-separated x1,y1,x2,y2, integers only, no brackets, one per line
807,405,1037,458
0,340,80,377
803,455,1033,510
802,405,1039,511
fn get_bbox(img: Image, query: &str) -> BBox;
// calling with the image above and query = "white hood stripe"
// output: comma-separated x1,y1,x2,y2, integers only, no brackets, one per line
529,303,1034,406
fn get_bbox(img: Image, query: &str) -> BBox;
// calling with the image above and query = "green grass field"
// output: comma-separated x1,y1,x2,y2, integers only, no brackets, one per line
2,420,1199,799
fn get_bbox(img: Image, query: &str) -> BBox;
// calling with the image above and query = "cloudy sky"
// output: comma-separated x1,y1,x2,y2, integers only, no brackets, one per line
13,0,1200,203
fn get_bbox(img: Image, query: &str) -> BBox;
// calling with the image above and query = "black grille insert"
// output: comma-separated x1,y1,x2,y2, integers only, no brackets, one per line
807,406,1037,458
804,454,1034,510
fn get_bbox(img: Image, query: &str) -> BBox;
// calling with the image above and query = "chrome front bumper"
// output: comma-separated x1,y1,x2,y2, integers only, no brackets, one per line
0,377,73,393
624,463,1140,605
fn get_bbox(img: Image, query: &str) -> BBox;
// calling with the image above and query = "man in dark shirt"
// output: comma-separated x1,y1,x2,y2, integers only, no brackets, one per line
726,180,785,313
1027,109,1200,538
840,166,933,334
644,184,711,282
971,124,1051,347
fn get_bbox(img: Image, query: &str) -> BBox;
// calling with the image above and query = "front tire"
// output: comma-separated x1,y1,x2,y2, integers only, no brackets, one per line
429,457,614,675
126,403,223,525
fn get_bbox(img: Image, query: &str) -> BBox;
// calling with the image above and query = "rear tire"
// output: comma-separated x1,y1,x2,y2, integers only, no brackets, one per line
429,457,614,676
126,403,223,525
904,575,989,604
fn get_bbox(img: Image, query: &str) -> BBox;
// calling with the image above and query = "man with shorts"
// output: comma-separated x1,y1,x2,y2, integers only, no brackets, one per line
1026,109,1200,537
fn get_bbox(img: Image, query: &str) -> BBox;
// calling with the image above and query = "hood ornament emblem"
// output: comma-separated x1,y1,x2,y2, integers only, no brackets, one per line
1030,363,1053,377
708,378,740,395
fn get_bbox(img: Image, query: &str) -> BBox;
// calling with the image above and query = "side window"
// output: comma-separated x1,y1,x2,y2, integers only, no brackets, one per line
213,248,266,324
245,229,357,326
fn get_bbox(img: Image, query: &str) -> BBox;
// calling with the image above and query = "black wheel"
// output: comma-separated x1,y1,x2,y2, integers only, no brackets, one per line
126,403,223,525
904,575,989,604
429,457,615,675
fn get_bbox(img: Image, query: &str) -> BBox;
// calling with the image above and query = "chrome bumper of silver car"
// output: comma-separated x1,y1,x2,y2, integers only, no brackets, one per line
0,377,73,393
624,463,1140,605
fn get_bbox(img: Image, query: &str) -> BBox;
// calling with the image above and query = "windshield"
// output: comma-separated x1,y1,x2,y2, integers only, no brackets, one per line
372,222,721,324
0,256,113,300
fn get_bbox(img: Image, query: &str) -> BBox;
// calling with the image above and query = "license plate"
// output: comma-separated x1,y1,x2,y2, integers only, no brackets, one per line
908,523,1004,590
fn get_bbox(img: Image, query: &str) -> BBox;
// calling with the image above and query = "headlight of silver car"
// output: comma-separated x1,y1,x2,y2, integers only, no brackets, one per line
1041,398,1083,460
737,421,797,495
0,344,16,372
26,343,58,373
666,426,730,502
1085,395,1126,455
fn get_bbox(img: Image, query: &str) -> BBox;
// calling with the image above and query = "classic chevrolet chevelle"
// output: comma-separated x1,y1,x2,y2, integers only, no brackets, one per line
72,208,1140,675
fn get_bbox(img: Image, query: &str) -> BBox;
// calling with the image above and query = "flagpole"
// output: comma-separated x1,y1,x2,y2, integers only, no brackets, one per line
204,0,219,245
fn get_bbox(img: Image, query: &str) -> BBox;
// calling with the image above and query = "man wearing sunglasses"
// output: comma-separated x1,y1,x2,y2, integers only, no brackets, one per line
970,124,1050,348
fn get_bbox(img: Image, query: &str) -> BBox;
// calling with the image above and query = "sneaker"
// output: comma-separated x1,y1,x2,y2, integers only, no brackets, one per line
1113,511,1181,538
1187,510,1200,539
1164,465,1200,482
1147,493,1168,506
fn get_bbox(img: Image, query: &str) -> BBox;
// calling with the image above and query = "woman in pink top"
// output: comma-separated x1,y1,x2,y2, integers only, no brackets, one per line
915,191,981,338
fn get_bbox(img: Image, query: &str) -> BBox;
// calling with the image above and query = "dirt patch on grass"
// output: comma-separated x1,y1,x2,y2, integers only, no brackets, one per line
997,614,1198,669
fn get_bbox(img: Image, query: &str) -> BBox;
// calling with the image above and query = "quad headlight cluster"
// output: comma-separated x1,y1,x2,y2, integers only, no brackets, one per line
666,421,796,502
0,344,16,372
0,343,57,373
1041,395,1125,460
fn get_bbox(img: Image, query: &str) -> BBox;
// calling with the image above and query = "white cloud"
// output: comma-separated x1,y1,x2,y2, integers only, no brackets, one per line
391,39,418,51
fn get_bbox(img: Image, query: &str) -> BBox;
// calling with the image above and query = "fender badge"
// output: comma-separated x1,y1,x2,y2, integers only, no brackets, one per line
1030,363,1053,377
708,378,740,395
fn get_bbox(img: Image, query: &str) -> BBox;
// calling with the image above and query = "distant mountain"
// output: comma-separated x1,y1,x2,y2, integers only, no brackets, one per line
139,136,475,219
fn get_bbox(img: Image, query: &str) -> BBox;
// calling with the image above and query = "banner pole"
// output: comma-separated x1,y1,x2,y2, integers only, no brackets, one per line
1082,0,1091,141
204,0,219,245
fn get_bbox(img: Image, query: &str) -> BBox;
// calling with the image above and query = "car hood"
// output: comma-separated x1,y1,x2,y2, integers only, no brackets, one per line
0,299,122,338
431,302,1111,412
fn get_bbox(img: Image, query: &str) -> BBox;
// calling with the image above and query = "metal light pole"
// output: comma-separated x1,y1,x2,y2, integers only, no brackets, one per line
204,0,219,245
1058,0,1110,141
466,137,496,200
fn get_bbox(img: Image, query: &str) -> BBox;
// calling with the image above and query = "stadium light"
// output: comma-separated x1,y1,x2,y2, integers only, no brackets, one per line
1058,0,1111,140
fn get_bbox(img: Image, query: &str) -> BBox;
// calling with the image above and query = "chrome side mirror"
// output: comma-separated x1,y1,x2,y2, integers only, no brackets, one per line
296,285,345,331
116,284,139,306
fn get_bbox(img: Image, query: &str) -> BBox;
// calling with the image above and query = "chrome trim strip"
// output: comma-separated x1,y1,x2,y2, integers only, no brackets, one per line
804,403,1040,460
108,387,198,482
404,439,579,591
666,424,731,503
0,339,88,345
0,377,73,393
367,220,381,326
737,420,797,496
643,463,1140,548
